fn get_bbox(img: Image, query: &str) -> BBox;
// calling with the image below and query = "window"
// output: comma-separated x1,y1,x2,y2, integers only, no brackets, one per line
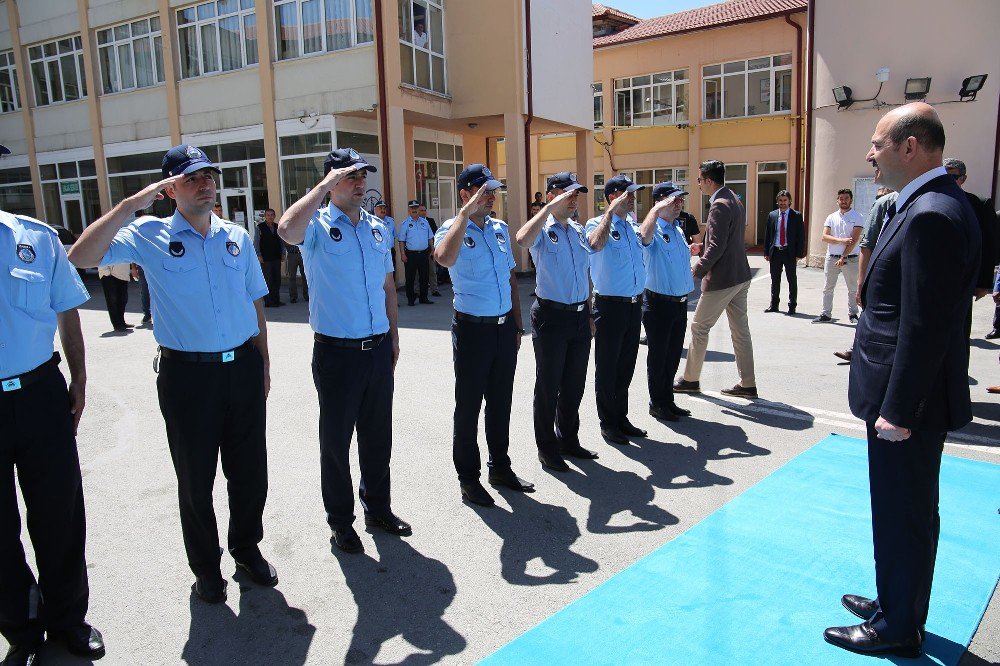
413,139,462,218
273,0,374,61
703,54,791,120
177,0,258,79
107,151,175,218
700,163,746,215
614,70,688,127
398,0,445,95
97,17,165,94
0,167,35,218
593,82,603,129
593,173,605,217
618,167,689,216
280,130,333,209
28,37,87,106
0,52,20,113
39,159,100,234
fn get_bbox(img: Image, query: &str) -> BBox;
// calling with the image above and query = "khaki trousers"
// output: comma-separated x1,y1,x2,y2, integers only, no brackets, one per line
682,279,756,387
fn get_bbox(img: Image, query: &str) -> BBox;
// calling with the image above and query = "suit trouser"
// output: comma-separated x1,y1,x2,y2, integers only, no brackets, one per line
866,423,944,642
100,275,129,329
0,360,88,644
157,348,268,577
682,280,756,386
642,293,687,410
530,301,591,455
993,301,1000,332
821,255,860,317
286,252,308,301
768,247,798,308
262,259,282,304
452,314,517,482
312,338,393,529
428,255,439,291
404,249,430,302
593,296,642,429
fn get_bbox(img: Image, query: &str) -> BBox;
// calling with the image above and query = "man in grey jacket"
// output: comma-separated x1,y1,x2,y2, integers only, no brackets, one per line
674,160,757,398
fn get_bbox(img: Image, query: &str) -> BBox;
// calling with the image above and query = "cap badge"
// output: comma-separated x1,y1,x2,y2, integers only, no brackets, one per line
169,241,185,257
185,145,202,159
464,236,476,248
16,243,35,263
347,148,361,160
482,166,494,179
226,240,241,256
330,227,343,242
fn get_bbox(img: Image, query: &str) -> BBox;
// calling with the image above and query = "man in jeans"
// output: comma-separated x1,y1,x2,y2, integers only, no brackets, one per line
815,189,865,323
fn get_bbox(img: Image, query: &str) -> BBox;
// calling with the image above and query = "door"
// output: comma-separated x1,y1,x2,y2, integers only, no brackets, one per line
222,190,251,231
437,178,456,223
61,195,84,235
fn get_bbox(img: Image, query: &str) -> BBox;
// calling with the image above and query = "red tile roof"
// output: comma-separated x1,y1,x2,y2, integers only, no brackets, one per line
594,0,807,48
592,3,639,23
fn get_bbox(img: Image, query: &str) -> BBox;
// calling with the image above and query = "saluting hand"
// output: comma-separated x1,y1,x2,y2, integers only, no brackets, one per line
608,191,634,216
127,174,184,211
460,184,493,216
320,164,366,192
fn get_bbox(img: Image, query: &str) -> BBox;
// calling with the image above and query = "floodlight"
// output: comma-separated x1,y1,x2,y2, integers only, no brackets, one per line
904,77,931,100
959,74,987,101
832,86,854,109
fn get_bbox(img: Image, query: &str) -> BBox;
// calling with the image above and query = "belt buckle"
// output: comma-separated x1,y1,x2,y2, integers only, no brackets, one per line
680,296,687,302
630,296,638,303
576,304,584,312
2,378,21,392
362,338,373,351
498,315,507,324
222,351,235,363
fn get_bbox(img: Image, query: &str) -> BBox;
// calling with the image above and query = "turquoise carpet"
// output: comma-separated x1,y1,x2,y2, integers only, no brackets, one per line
482,434,1000,665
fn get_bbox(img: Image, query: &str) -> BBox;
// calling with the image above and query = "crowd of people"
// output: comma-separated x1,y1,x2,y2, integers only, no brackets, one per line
1,101,997,664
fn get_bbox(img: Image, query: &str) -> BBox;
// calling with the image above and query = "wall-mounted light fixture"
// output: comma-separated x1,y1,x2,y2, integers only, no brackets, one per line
959,74,988,101
832,86,854,109
904,77,931,100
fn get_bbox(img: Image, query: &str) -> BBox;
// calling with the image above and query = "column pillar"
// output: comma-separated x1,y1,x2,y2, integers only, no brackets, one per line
5,0,43,219
76,0,110,215
158,0,182,144
503,111,527,269
254,0,281,213
574,129,593,220
385,104,407,285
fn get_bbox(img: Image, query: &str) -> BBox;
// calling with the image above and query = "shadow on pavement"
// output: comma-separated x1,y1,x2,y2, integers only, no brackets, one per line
558,458,679,534
970,401,1000,423
690,394,815,431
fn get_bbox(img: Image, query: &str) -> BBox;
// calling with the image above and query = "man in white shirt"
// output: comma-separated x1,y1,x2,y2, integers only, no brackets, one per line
815,189,865,323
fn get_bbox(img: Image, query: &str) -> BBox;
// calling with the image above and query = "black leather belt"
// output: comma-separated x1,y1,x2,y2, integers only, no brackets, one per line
828,254,858,259
315,332,386,350
644,290,687,303
455,310,513,325
537,297,589,312
595,293,641,304
159,340,255,363
1,353,60,393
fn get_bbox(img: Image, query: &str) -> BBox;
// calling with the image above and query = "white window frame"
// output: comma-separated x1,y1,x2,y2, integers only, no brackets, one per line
0,51,20,113
97,16,165,95
272,0,374,62
176,0,258,80
702,53,792,121
613,70,689,128
27,36,87,106
593,82,603,129
398,0,447,95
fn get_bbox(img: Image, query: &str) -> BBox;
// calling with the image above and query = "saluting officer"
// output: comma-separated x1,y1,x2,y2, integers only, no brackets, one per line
0,146,105,665
434,165,533,507
514,172,599,473
638,182,699,423
398,199,434,306
69,145,277,604
278,148,410,554
586,175,648,446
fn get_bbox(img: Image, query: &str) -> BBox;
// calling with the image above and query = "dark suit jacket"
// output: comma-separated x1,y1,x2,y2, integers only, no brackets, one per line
849,174,980,432
763,208,806,259
692,187,751,291
965,192,998,289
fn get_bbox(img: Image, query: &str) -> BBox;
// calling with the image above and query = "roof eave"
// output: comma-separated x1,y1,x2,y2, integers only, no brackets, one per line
593,7,806,50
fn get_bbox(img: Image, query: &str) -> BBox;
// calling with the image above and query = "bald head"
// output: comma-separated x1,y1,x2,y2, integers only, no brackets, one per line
866,102,945,191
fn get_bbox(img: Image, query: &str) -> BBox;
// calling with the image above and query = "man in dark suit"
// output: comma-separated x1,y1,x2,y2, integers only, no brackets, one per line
824,103,980,658
763,190,805,314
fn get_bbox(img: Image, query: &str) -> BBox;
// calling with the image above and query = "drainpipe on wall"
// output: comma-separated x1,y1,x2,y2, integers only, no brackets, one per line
992,93,1000,203
784,14,803,207
801,0,816,261
524,0,533,204
374,0,392,207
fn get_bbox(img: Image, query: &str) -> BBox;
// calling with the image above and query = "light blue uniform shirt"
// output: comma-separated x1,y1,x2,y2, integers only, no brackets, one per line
643,218,695,297
435,216,516,316
398,216,433,251
586,213,645,297
300,203,394,338
529,216,592,304
101,211,268,352
380,215,397,245
1,211,89,378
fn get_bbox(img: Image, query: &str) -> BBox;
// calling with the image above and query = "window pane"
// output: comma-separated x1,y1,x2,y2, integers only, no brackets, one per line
58,38,74,54
117,44,135,91
132,19,149,36
723,73,745,118
337,131,380,154
42,182,65,227
723,60,745,74
241,0,254,8
704,78,720,120
154,35,165,81
651,84,672,125
47,60,64,102
615,89,630,126
178,8,196,25
0,184,36,218
79,54,87,96
179,26,199,77
703,64,720,77
218,16,242,70
99,45,118,93
774,69,792,112
675,82,688,123
29,46,42,60
429,6,443,54
594,92,603,127
115,24,131,41
631,75,650,87
43,42,57,57
727,164,747,181
455,145,462,160
151,16,160,31
747,69,768,116
281,156,325,209
414,140,436,159
243,15,258,64
411,1,428,48
79,159,96,177
748,57,769,71
201,24,220,72
135,36,155,87
613,77,627,90
217,0,238,14
674,69,687,81
773,53,792,67
631,88,649,126
98,29,113,45
323,0,349,52
652,71,671,84
397,0,412,42
279,131,332,156
431,54,444,93
356,0,374,44
275,2,300,60
106,152,163,173
729,182,746,206
39,164,57,180
58,162,78,179
197,2,217,19
399,44,414,85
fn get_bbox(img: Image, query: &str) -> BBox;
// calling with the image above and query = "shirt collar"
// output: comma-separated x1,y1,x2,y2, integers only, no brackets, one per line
167,210,219,237
327,201,372,226
0,209,18,232
837,207,854,218
895,166,948,210
710,187,724,203
544,214,572,230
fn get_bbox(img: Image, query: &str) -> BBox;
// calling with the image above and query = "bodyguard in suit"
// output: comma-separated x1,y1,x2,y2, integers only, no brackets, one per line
762,190,805,314
824,103,980,658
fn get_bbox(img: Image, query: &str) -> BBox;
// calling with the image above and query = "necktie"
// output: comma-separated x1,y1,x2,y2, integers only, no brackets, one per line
779,211,786,246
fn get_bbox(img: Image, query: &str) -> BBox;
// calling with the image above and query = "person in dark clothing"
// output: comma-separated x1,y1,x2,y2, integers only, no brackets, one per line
256,208,284,307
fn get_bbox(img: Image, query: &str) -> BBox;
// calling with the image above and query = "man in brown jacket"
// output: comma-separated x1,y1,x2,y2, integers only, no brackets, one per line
674,160,757,398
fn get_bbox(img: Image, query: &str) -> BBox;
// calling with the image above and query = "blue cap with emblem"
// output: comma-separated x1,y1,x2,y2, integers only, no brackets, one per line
458,164,504,192
652,181,688,200
162,144,222,178
407,199,420,207
546,172,588,194
324,147,377,175
603,174,644,199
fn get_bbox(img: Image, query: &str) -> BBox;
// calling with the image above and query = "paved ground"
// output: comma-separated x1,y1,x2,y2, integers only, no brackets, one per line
10,255,999,665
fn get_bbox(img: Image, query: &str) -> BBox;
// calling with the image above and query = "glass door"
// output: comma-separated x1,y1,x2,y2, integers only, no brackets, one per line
61,194,84,235
437,177,456,223
220,165,251,230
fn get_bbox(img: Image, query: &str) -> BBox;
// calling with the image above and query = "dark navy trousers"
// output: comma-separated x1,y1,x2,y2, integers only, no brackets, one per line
642,292,688,411
592,295,642,429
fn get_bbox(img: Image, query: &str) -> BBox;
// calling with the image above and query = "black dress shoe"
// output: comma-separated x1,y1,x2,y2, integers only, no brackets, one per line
649,405,679,421
290,297,297,303
842,594,879,620
639,335,648,346
538,451,570,472
2,635,43,666
53,623,105,659
600,427,629,445
419,299,434,304
764,304,780,313
786,307,796,315
720,384,758,399
823,622,921,658
332,527,364,553
488,471,535,492
233,549,278,587
619,420,647,437
673,379,700,393
559,444,599,459
460,481,495,506
986,329,1000,340
666,402,691,417
364,512,413,536
192,575,228,604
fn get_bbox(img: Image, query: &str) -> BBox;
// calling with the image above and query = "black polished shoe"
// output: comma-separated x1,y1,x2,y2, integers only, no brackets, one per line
233,548,278,587
600,427,630,445
649,405,679,422
720,384,758,399
460,481,495,506
986,329,1000,340
764,304,780,313
53,623,105,659
787,306,796,315
812,314,832,323
364,512,413,536
192,575,228,604
666,402,691,417
673,379,701,394
331,526,364,553
619,420,647,437
488,471,535,492
842,594,879,621
823,622,921,658
538,451,570,472
1,635,43,666
559,444,599,460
